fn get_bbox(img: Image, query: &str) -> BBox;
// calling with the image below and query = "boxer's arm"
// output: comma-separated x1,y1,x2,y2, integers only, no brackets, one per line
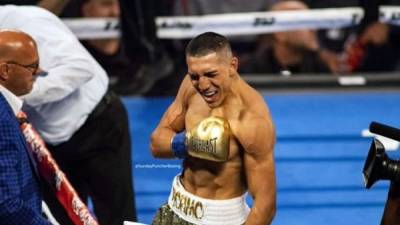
241,116,276,225
150,75,192,158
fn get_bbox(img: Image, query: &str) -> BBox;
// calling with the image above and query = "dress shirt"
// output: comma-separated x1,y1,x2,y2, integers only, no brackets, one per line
0,85,23,116
0,5,109,144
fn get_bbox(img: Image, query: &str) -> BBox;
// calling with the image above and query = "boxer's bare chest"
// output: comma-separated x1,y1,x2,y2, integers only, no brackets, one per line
185,96,245,161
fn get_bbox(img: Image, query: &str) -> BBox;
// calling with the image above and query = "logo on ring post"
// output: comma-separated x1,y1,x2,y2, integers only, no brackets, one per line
55,171,64,191
171,187,204,219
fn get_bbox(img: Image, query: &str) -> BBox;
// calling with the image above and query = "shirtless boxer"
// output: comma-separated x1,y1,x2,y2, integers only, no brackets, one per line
150,32,276,225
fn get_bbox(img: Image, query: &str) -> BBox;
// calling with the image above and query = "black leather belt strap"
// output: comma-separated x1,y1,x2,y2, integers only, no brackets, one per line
90,89,116,119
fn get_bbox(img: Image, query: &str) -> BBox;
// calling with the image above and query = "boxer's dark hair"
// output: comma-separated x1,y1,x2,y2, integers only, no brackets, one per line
185,32,232,57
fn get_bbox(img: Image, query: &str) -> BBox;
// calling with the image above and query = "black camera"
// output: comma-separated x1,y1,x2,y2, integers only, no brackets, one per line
363,122,400,189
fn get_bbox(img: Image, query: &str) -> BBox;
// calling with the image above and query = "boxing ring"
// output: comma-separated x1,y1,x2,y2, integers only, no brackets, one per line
58,4,400,224
123,88,400,225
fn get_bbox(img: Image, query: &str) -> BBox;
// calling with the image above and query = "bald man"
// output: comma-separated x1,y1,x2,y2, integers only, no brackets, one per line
0,5,136,225
0,30,50,225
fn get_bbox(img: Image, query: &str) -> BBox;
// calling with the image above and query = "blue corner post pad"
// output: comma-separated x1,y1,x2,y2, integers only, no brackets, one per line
171,131,187,158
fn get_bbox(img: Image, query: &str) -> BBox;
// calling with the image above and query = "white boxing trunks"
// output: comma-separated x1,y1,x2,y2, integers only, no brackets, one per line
167,175,250,225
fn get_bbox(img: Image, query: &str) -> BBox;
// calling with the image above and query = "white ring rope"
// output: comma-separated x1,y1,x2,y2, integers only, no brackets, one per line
62,6,400,40
62,17,120,40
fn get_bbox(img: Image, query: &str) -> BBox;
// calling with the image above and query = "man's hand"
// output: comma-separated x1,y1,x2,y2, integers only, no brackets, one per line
360,22,389,46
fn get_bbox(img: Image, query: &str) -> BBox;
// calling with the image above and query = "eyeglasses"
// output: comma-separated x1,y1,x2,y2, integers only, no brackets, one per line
6,61,39,74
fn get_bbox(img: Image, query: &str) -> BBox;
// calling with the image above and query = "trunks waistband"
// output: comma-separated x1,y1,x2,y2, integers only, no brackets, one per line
167,174,250,225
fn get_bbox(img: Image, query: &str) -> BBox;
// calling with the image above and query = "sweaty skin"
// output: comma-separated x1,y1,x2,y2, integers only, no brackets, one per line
151,51,276,225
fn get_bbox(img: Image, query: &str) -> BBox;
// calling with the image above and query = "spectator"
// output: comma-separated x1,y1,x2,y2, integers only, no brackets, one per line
38,0,71,14
0,0,70,15
306,0,400,73
242,0,331,75
0,29,51,225
0,5,136,225
173,0,275,15
78,0,149,95
119,0,177,96
58,0,175,95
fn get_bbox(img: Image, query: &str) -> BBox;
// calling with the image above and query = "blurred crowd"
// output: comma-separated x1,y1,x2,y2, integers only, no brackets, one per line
2,0,400,96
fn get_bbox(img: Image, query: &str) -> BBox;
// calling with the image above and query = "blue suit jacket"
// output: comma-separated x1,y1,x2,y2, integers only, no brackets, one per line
0,93,50,225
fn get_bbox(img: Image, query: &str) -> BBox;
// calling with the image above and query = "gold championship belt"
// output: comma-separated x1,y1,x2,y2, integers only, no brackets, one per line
186,116,230,162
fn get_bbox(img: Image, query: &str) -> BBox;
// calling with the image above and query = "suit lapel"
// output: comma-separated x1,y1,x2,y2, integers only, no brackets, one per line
18,126,40,179
0,93,40,179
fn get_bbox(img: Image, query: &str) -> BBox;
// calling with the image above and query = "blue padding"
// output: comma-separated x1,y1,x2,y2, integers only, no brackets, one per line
123,92,400,225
